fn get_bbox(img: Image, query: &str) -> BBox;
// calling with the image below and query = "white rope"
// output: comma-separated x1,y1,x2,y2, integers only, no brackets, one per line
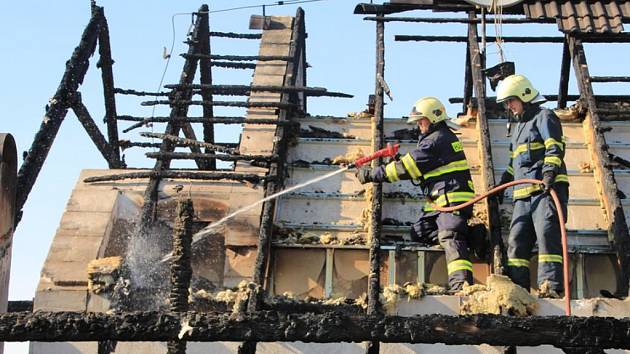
491,0,506,63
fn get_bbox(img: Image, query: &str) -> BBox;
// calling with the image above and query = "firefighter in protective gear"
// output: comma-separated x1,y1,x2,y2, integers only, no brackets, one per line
496,74,569,296
356,97,475,291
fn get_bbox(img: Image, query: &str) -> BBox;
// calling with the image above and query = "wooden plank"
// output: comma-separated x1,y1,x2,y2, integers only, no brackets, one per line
558,36,571,109
468,12,507,275
569,36,630,296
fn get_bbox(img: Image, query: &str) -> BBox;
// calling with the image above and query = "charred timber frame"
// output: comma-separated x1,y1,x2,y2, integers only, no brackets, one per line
140,99,296,110
119,141,240,151
71,93,118,165
167,198,194,354
568,36,630,296
2,311,630,348
146,152,278,164
83,171,267,184
137,5,209,233
96,8,122,168
365,11,386,354
182,53,293,62
197,9,216,170
364,16,555,24
118,115,299,125
396,35,565,43
210,31,261,39
467,12,506,274
557,37,571,109
15,8,102,220
163,84,351,98
240,8,306,354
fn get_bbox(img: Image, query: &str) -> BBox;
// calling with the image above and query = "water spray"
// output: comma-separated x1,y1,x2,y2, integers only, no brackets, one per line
159,143,401,263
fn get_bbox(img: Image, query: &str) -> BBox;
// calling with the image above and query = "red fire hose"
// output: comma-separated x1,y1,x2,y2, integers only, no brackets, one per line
430,179,571,316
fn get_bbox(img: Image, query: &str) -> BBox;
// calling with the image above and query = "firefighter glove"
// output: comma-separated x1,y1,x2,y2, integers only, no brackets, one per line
356,166,373,184
542,171,556,192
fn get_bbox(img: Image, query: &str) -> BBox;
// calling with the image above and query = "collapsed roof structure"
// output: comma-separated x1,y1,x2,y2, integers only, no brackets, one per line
2,1,630,353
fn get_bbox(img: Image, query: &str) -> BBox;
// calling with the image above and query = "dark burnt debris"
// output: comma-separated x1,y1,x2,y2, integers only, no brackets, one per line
168,198,194,354
300,125,355,139
388,127,419,141
2,311,630,348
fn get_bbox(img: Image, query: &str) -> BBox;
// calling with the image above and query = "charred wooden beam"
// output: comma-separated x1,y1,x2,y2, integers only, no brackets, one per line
167,198,194,354
211,61,256,69
96,9,122,168
116,87,350,98
450,94,630,104
83,171,268,184
558,36,571,109
140,100,296,110
1,311,630,347
197,7,215,169
364,11,387,354
574,32,630,43
140,131,237,154
364,16,554,24
590,76,630,83
241,9,305,354
7,301,33,313
209,31,261,39
119,141,238,150
137,5,205,234
119,115,295,125
395,35,564,43
70,93,118,166
297,12,308,112
164,83,353,98
463,40,473,114
15,8,101,218
182,53,292,61
146,152,278,163
569,36,630,297
468,12,506,274
113,88,170,97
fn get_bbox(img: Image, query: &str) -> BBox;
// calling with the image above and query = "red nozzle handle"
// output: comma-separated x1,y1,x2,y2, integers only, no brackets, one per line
354,143,400,168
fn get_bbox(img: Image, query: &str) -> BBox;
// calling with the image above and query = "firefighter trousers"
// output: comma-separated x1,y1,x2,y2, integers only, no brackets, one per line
507,184,568,292
411,207,473,290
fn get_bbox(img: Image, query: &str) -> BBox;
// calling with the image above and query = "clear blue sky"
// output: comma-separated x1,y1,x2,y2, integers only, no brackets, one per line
1,0,628,351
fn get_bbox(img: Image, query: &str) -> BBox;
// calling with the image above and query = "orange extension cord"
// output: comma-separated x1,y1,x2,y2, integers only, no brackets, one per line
430,179,571,316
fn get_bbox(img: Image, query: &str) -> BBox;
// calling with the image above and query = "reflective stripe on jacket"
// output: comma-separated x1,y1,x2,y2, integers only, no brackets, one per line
503,106,569,200
372,121,475,211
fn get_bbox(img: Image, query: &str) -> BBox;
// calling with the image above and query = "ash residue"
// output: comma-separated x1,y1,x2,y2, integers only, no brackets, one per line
273,226,366,245
261,293,365,314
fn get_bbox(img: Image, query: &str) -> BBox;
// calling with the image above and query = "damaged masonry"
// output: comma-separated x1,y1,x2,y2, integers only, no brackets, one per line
4,1,630,354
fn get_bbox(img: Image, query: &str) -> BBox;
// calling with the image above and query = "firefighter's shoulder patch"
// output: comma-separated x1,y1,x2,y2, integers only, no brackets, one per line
451,141,463,152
